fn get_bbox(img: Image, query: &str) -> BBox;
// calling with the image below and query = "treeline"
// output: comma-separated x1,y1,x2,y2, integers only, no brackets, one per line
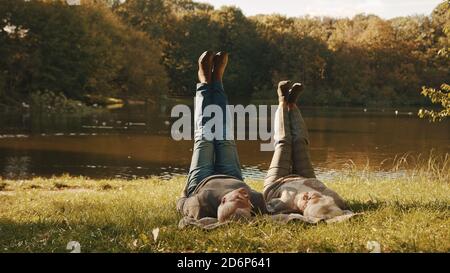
1,0,449,107
0,0,168,107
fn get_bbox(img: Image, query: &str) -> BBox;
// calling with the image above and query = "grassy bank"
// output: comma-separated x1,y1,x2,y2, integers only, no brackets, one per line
0,166,449,252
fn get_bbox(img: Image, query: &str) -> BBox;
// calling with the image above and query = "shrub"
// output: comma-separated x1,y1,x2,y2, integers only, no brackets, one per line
30,90,99,115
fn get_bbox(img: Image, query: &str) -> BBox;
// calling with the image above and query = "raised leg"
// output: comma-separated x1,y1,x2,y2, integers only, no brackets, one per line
289,85,316,178
264,81,293,189
212,81,243,180
185,83,216,196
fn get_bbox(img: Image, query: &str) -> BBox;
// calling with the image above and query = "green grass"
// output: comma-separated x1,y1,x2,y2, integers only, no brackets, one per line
0,160,449,253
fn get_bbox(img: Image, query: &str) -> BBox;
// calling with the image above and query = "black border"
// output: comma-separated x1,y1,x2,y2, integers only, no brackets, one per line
1,252,445,272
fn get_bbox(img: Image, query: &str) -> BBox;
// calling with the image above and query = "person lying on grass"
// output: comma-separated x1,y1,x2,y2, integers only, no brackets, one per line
176,51,268,223
264,81,349,219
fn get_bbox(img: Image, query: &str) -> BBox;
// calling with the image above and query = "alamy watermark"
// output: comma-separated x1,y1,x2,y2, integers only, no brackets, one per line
170,104,278,152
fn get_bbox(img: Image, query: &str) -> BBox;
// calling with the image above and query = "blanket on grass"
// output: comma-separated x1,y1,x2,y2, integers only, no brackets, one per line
178,210,363,230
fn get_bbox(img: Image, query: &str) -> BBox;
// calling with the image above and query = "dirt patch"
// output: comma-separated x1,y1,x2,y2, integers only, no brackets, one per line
101,184,113,190
53,182,72,190
0,182,8,191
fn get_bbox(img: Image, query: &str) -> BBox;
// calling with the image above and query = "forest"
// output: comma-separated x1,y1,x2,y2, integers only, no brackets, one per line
0,0,449,107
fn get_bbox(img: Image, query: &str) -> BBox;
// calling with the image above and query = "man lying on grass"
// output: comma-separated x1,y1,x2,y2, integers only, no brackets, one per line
264,80,349,219
176,51,268,223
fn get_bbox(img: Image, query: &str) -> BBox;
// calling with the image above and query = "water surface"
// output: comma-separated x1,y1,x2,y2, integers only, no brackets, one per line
0,103,448,180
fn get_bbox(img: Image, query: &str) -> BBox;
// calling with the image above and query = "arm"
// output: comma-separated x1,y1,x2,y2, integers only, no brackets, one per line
177,193,215,220
303,179,348,210
266,198,297,214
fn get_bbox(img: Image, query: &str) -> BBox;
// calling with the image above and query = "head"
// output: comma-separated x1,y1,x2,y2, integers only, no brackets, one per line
217,187,252,222
295,191,344,219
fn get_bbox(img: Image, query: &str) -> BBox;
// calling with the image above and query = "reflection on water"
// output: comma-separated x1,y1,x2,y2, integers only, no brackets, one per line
0,104,448,180
4,156,31,179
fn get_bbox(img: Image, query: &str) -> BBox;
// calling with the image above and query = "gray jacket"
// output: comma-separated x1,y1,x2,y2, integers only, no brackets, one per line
263,175,348,214
177,175,268,220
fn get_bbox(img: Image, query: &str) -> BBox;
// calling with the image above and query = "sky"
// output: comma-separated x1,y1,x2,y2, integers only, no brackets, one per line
198,0,444,19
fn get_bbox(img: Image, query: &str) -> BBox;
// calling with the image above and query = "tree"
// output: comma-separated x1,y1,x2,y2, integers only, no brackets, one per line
1,0,449,108
0,0,168,105
114,0,175,41
210,6,268,101
419,84,450,121
115,30,168,100
419,1,450,121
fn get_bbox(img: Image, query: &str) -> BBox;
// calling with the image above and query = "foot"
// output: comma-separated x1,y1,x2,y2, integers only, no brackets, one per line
212,51,228,82
277,80,291,103
288,83,303,104
198,51,215,84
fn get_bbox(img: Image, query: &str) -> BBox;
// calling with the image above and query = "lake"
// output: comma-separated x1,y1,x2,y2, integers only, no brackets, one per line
0,102,448,181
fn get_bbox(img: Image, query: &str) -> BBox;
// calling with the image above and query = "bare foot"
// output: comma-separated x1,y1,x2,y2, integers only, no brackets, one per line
198,51,215,83
277,80,291,103
288,83,304,108
212,51,228,82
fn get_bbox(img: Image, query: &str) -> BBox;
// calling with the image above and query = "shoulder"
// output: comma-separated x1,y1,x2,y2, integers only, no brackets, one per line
178,195,200,217
178,191,218,219
176,196,187,213
302,178,327,192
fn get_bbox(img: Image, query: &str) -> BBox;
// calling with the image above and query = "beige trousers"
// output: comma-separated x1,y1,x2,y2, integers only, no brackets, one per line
264,105,316,189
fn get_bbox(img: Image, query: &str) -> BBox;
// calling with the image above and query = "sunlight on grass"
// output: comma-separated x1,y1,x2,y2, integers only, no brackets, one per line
0,155,449,253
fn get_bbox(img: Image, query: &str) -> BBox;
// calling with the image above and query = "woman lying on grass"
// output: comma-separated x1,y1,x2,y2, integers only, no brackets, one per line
263,80,349,219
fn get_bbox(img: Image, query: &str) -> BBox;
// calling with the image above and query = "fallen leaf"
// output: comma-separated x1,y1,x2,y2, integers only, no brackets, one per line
152,228,160,242
66,241,81,253
366,241,381,253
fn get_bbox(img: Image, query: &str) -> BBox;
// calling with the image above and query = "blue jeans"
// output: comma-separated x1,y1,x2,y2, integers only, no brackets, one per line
185,81,243,196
